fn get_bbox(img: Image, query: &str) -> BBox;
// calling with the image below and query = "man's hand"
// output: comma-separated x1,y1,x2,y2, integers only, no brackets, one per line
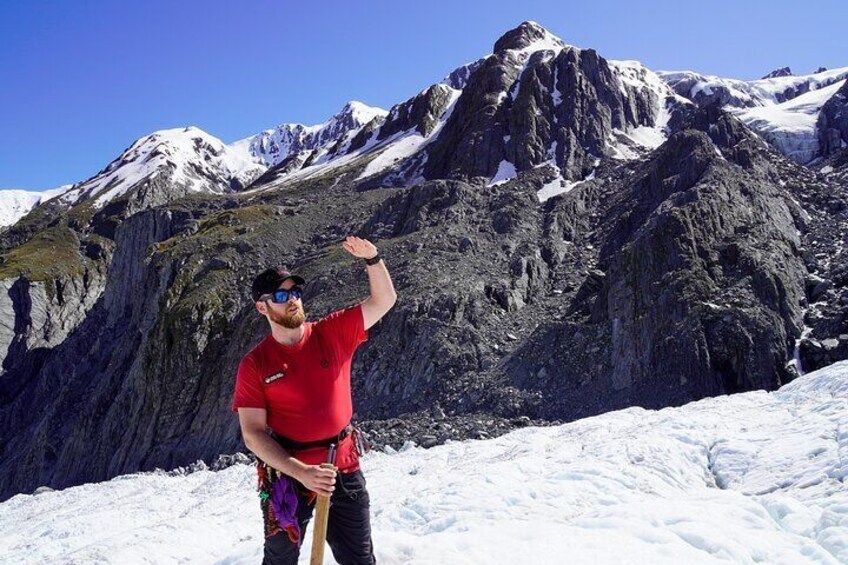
342,236,378,260
294,463,338,497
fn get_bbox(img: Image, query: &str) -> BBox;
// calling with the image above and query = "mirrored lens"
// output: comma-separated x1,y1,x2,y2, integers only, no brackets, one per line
272,288,302,303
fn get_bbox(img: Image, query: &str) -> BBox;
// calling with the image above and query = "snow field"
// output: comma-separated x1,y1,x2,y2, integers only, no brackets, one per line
1,361,847,564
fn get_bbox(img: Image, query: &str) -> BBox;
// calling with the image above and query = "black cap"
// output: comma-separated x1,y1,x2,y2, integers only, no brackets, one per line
251,267,306,302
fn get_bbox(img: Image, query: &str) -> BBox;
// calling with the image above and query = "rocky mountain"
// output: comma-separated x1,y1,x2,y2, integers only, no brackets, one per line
1,21,848,502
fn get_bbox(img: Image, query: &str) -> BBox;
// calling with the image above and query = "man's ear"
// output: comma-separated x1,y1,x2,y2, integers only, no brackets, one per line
255,301,266,316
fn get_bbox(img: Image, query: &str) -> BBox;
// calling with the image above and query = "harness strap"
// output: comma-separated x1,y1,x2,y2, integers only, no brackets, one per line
268,424,352,451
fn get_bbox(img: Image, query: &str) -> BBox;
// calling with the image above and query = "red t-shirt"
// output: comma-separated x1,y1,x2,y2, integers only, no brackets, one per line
232,304,368,472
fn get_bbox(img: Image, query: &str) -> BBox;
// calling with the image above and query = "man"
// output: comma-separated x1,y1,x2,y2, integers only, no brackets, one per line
233,235,396,565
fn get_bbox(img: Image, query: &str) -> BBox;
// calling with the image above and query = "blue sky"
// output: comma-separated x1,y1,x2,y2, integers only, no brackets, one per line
1,0,845,190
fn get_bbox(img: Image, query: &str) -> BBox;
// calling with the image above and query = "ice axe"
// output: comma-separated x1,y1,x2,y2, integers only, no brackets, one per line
310,443,337,565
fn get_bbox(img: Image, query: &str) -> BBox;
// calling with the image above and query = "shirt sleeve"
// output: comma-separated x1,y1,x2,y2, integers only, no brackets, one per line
232,354,266,412
318,304,368,358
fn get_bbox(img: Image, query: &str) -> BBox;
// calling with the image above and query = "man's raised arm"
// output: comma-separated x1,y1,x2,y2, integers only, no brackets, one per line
341,236,397,330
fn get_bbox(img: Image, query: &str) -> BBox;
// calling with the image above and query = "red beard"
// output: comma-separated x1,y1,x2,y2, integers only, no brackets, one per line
267,304,305,329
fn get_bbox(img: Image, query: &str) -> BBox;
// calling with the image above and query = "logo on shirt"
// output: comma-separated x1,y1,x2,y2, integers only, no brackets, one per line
264,371,286,384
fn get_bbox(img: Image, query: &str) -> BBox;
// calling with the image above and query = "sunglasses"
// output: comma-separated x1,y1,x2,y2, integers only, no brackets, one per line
261,287,303,304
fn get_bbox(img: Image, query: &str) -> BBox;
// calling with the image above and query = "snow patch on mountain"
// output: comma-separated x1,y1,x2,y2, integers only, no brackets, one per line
536,161,597,202
537,174,580,202
607,60,690,159
0,185,73,228
489,160,517,186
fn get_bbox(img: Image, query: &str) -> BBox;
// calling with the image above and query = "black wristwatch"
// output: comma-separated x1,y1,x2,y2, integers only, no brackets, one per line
364,254,382,266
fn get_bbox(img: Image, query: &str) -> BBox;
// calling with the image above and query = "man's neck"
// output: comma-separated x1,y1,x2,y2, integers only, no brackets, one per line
270,322,306,346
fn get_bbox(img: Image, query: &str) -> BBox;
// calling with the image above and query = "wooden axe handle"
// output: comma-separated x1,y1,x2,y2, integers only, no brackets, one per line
310,463,335,565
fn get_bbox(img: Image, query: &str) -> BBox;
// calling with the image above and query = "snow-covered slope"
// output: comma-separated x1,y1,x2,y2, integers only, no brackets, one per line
0,185,72,227
231,101,388,169
11,34,844,219
659,66,848,164
30,101,387,214
2,361,845,564
58,127,267,209
234,87,460,193
733,80,847,164
658,66,848,110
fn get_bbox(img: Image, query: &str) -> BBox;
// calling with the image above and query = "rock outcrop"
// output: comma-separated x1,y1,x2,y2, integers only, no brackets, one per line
818,79,848,158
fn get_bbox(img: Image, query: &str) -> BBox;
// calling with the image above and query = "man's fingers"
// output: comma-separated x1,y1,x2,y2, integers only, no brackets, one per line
308,470,336,496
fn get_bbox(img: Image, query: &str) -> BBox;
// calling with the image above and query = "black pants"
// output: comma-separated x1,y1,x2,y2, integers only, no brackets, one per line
262,470,376,565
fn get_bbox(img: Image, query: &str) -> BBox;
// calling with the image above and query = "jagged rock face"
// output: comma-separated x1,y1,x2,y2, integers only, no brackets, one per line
0,271,108,376
378,84,456,141
0,207,222,497
598,131,804,396
764,144,848,372
423,32,670,182
493,21,553,52
0,223,114,391
485,122,806,418
442,57,488,90
818,80,848,157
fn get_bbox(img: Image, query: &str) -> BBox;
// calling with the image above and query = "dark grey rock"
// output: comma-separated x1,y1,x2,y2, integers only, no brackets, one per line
817,80,848,158
762,67,793,79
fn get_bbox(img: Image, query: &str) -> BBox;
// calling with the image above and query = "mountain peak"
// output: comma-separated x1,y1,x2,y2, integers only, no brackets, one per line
761,66,793,79
332,100,387,126
493,21,567,54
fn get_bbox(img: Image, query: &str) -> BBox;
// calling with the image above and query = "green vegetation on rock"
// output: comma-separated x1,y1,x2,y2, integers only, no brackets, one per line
0,226,86,282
